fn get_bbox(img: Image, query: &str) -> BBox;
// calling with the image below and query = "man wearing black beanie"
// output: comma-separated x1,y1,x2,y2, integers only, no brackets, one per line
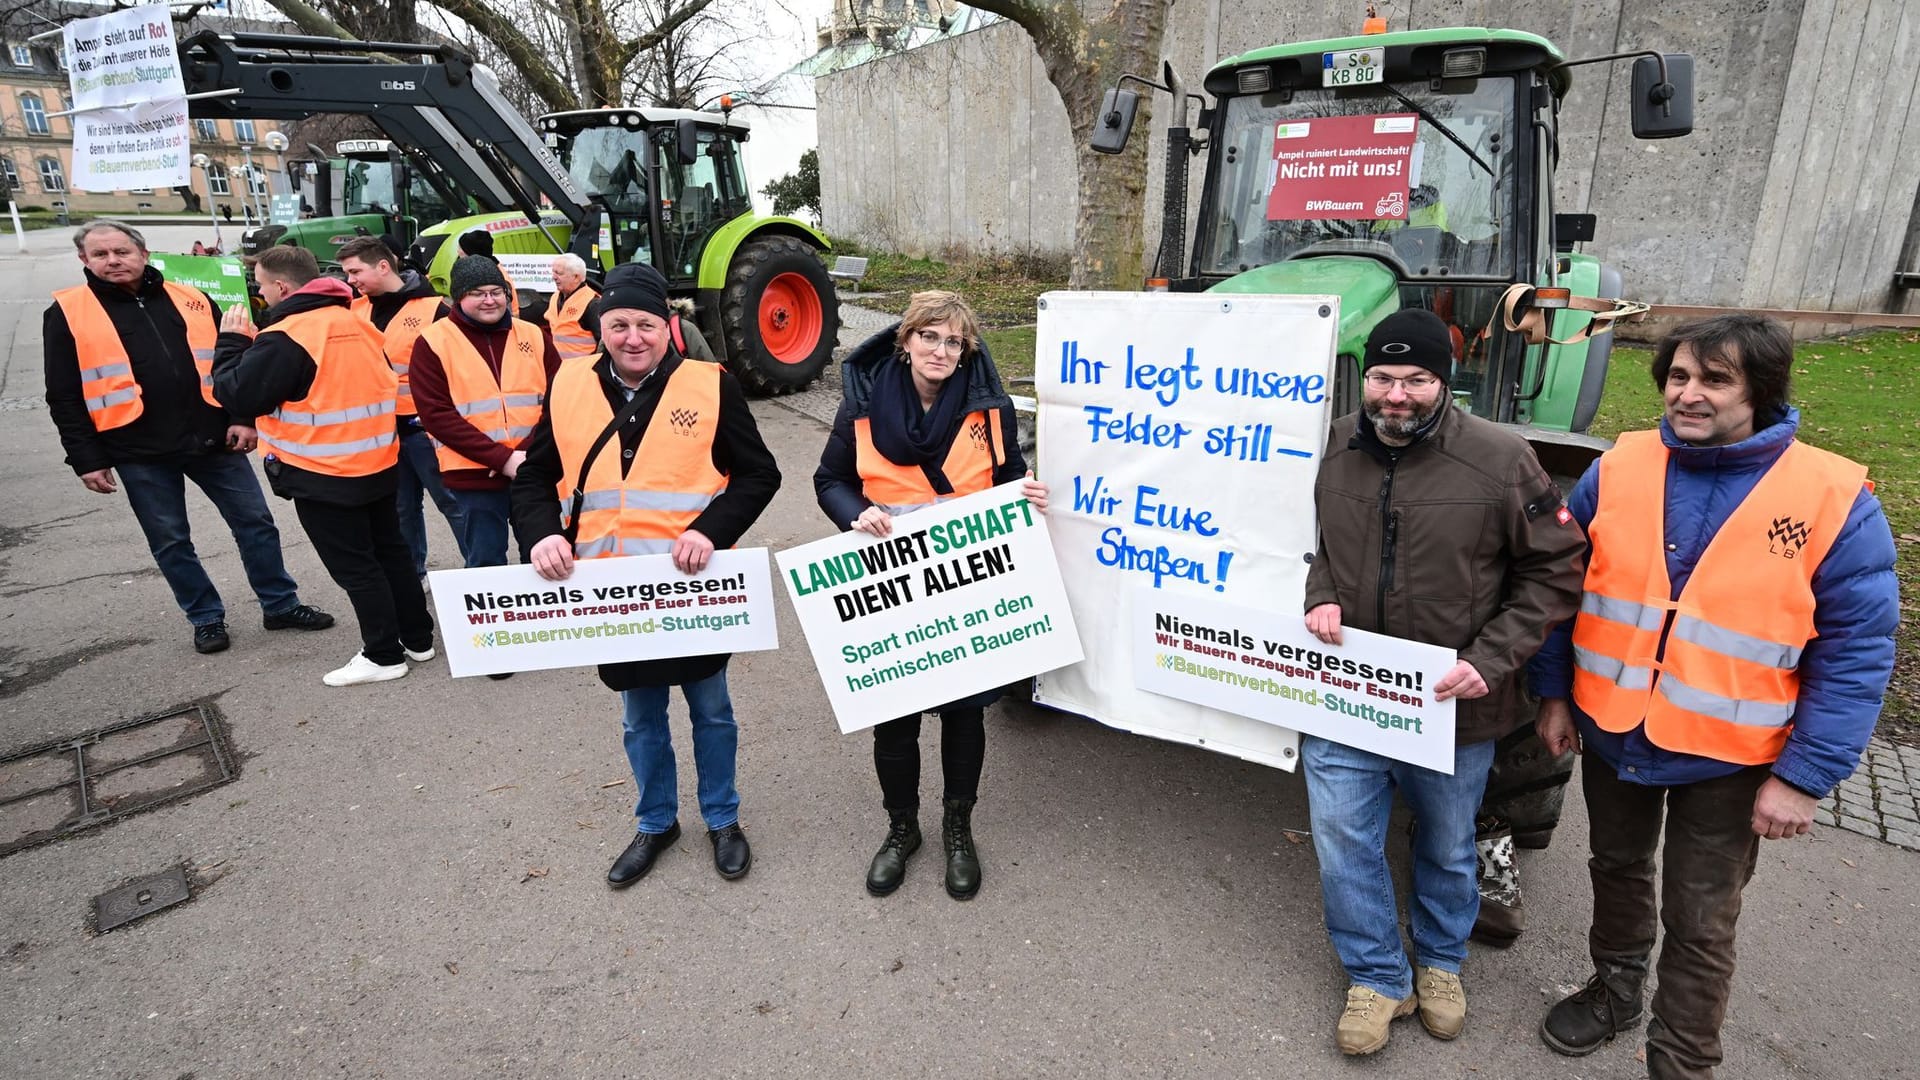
509,258,780,888
1296,306,1587,1055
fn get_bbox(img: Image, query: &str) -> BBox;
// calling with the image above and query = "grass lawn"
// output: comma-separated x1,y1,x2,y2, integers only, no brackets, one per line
836,243,1915,741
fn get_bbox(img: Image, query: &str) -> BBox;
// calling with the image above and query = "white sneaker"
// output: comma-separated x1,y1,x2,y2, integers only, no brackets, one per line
322,652,409,687
404,645,436,662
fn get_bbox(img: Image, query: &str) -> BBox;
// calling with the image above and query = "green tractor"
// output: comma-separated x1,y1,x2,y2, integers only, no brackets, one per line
407,106,839,396
1096,25,1693,468
241,140,467,262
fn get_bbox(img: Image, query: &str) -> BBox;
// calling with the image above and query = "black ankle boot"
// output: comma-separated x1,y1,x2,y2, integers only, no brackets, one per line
866,809,921,896
942,798,980,900
1540,971,1645,1056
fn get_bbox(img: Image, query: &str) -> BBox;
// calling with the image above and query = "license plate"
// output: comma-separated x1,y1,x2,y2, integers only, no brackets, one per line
1323,47,1384,87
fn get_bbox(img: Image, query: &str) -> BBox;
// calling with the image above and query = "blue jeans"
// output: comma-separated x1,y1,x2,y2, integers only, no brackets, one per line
116,453,302,627
450,487,513,568
395,425,467,577
621,667,739,833
1302,735,1497,1000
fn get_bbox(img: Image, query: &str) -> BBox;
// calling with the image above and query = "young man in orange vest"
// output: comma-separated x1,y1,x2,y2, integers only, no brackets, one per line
43,220,332,655
212,246,436,687
337,236,466,580
408,257,561,575
1302,309,1587,1056
545,253,600,360
510,263,780,886
1531,315,1898,1078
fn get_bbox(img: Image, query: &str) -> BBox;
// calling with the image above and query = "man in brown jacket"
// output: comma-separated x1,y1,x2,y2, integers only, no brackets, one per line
1300,308,1585,1056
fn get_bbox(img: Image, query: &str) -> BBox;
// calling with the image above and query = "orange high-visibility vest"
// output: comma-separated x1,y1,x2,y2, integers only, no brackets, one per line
417,318,546,472
549,283,599,359
53,282,220,431
1571,430,1867,765
255,305,399,477
551,359,726,559
853,409,1003,515
351,293,441,417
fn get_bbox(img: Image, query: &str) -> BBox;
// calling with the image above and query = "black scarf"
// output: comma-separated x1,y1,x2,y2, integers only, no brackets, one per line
868,351,972,494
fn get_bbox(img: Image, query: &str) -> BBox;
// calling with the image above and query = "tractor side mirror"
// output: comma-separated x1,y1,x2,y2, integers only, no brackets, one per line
1090,87,1140,155
1630,53,1693,139
673,118,699,165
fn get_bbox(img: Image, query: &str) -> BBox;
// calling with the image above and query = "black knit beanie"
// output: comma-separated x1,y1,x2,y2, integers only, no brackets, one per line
599,263,671,320
459,229,495,259
449,255,509,300
1362,308,1454,383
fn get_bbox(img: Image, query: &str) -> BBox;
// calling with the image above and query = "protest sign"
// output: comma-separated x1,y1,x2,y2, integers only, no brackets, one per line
269,194,302,226
497,255,557,293
427,549,778,677
65,5,190,191
1132,588,1458,773
776,482,1083,733
1034,292,1337,770
146,253,248,312
1266,113,1419,221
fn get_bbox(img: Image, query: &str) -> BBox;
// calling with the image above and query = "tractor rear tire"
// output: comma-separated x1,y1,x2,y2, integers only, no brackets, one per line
720,235,840,396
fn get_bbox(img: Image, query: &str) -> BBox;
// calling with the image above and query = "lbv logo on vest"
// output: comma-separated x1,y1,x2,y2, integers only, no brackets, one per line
1767,515,1811,559
668,407,700,435
514,340,536,355
401,316,423,329
184,297,208,313
967,421,990,449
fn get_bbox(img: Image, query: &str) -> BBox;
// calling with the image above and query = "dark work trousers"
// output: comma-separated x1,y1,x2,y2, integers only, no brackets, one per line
1581,757,1770,1080
873,707,985,811
294,495,435,666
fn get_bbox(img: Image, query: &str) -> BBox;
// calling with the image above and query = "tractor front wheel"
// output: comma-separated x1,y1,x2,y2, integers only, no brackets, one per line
720,235,840,395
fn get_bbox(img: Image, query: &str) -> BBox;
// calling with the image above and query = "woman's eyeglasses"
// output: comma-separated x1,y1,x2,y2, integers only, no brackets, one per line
913,329,967,354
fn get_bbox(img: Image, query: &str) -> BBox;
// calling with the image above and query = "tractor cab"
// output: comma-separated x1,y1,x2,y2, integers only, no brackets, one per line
334,139,454,239
1101,26,1691,438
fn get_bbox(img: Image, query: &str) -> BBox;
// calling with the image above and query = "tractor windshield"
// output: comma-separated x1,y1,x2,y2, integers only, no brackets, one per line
559,124,751,280
1199,77,1517,280
341,159,399,217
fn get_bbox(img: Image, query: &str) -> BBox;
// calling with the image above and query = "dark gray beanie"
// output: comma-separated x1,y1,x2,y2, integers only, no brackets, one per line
599,263,670,320
449,255,509,300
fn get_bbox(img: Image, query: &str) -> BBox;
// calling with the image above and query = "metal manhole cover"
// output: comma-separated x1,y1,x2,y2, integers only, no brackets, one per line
0,703,236,857
93,865,192,932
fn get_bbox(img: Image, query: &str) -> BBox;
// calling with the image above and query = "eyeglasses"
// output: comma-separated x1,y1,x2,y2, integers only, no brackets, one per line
913,329,967,354
1364,371,1440,392
466,288,509,302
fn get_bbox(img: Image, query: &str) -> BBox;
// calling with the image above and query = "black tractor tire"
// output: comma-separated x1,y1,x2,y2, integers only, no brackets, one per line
719,235,840,396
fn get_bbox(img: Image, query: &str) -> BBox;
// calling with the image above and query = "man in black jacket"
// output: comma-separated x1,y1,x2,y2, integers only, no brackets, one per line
43,220,331,654
213,245,434,687
510,263,780,887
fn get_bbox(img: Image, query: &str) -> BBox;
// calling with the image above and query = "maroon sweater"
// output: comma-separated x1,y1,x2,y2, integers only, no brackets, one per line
408,306,563,491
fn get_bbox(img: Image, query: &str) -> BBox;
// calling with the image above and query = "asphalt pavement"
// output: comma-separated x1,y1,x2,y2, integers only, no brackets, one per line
2,225,1915,1080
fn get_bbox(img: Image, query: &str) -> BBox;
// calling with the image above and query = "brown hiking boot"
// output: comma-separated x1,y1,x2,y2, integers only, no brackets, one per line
1415,967,1467,1039
1336,985,1417,1055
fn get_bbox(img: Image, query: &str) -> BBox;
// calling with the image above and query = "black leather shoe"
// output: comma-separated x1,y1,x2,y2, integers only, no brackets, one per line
942,798,980,900
1540,972,1644,1056
709,823,751,880
607,821,679,888
263,604,335,632
192,622,230,654
865,810,921,896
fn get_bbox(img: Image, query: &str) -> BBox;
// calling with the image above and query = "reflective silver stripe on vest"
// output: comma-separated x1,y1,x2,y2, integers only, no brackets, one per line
392,362,410,375
260,430,396,458
455,393,543,418
1671,614,1802,670
269,400,397,427
1580,592,1666,630
1572,645,1655,690
575,489,721,514
85,386,139,411
192,348,216,361
1657,674,1796,728
574,535,676,558
456,399,498,417
504,424,536,440
79,361,132,382
502,393,543,408
554,334,594,346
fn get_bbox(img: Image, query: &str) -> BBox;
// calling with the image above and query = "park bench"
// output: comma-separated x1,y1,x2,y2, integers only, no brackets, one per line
829,255,869,296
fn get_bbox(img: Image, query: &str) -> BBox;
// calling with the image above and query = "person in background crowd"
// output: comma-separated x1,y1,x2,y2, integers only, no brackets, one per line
337,235,467,580
1531,315,1898,1079
1301,308,1586,1056
546,253,600,360
43,220,332,655
511,264,780,888
813,290,1048,901
212,245,433,687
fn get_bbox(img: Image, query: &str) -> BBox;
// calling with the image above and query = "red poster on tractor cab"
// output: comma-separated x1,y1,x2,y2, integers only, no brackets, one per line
1266,113,1419,221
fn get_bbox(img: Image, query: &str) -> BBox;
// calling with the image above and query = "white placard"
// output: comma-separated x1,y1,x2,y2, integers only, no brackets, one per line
70,97,190,192
1132,587,1458,773
64,5,185,112
776,482,1084,733
427,549,778,677
497,255,558,293
1034,292,1338,771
